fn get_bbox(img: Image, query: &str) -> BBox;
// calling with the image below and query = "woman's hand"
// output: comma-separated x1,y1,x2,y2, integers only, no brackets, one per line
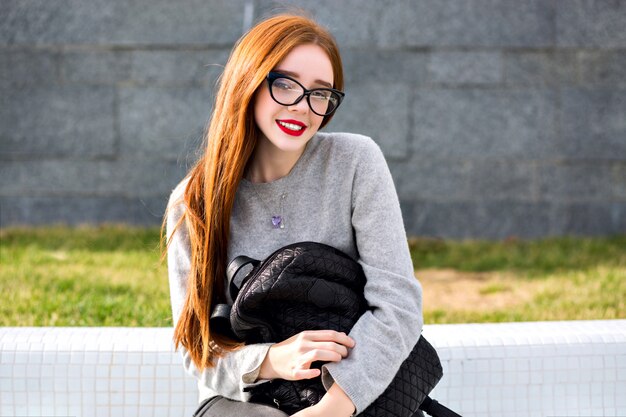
291,383,356,417
258,330,355,381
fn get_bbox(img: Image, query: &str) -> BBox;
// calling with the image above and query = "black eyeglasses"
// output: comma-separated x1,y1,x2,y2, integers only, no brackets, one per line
266,72,345,116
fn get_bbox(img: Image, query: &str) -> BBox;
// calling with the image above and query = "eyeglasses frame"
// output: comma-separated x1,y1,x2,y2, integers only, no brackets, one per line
266,71,345,116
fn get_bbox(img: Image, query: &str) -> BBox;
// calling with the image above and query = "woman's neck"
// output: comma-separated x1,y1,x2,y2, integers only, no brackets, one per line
246,139,305,183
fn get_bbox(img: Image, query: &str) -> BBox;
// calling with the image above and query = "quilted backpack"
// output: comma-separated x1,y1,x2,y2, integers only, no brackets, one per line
211,241,461,417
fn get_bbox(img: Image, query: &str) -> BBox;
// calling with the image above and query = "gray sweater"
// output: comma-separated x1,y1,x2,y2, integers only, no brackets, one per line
166,132,423,414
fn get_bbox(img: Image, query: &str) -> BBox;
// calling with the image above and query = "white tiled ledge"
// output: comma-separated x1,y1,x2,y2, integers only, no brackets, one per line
1,320,624,417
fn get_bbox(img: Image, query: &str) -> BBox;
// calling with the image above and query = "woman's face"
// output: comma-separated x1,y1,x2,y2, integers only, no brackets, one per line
253,43,334,155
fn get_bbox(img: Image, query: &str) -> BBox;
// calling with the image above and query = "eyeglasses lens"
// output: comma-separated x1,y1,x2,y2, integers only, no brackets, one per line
271,77,339,116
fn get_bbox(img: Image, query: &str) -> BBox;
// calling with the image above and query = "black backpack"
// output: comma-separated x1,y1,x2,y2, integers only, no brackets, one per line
211,242,461,417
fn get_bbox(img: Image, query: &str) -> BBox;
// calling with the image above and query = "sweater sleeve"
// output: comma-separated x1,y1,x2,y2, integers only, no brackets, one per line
320,138,424,413
166,182,272,402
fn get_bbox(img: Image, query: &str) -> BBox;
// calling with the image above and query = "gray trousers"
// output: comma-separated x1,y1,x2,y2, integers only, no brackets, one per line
193,396,290,417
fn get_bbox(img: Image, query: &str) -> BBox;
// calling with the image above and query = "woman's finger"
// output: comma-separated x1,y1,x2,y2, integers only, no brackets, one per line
300,330,355,347
298,348,343,367
291,367,321,380
312,341,349,357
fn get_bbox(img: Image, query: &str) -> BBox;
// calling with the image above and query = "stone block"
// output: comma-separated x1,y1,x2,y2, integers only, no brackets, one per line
558,88,626,160
97,157,190,197
428,52,502,85
255,0,377,47
375,0,554,47
403,200,554,239
340,49,428,85
556,0,626,47
0,196,167,227
550,203,626,236
537,162,615,202
0,0,247,46
129,49,230,86
466,159,536,200
390,158,473,201
412,89,557,159
0,49,60,86
614,164,626,200
0,161,99,195
118,86,212,158
111,0,248,45
0,85,116,158
62,50,131,84
0,158,188,198
329,82,410,160
0,0,116,45
579,51,626,87
504,51,579,87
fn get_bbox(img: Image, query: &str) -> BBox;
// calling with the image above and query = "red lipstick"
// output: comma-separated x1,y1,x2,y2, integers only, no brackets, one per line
276,119,306,137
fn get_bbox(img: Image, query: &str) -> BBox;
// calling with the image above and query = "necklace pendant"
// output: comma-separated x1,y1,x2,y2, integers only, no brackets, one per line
271,215,283,229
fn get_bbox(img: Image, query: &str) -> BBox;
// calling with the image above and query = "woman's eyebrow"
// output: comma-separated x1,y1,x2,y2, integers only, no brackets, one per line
274,69,333,88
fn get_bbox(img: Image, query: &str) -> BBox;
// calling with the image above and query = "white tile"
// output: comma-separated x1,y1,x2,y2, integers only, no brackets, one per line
140,378,155,392
604,367,617,381
0,404,14,415
83,364,97,378
124,391,140,405
39,364,54,377
96,392,110,406
68,404,82,417
154,405,170,417
155,365,169,378
140,391,155,404
68,364,82,378
84,351,99,364
110,391,124,406
124,405,139,417
96,365,109,378
98,351,112,364
11,378,28,393
155,378,171,393
82,377,96,392
110,378,124,392
516,371,530,385
490,371,504,386
95,378,109,392
55,392,69,405
96,405,109,417
142,352,158,364
1,377,13,392
53,364,68,377
12,364,27,377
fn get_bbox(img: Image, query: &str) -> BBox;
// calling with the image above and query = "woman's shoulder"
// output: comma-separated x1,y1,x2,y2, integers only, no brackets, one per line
168,177,189,209
315,131,386,168
315,131,384,162
165,177,190,232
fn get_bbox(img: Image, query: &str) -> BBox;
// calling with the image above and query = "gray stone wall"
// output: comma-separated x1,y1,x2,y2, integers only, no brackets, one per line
1,0,625,238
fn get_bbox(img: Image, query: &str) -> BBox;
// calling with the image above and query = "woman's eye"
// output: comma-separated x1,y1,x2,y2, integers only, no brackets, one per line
275,79,294,90
311,91,330,101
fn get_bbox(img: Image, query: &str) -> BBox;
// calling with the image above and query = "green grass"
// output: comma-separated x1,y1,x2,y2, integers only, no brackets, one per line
1,226,624,326
409,236,626,324
408,235,626,275
1,225,171,327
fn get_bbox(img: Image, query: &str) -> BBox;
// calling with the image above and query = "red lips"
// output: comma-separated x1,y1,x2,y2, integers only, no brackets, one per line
276,119,306,137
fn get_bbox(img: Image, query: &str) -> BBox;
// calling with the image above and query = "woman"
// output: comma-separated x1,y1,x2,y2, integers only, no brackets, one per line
166,13,423,417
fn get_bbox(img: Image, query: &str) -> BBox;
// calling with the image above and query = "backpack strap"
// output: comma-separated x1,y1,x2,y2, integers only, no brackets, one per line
419,396,462,417
209,255,260,340
226,255,260,300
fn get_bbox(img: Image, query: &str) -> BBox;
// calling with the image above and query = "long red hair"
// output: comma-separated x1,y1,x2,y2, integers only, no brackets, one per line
165,14,344,369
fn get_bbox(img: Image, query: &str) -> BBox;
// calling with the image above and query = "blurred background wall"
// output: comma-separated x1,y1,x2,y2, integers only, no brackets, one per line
1,0,625,238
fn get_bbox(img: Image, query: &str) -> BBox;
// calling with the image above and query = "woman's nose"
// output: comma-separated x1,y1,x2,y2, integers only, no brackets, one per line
287,96,309,113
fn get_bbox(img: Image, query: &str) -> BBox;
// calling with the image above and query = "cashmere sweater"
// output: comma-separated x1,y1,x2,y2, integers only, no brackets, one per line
166,131,423,414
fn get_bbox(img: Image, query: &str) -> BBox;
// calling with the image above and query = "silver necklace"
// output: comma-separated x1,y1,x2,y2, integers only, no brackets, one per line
250,187,287,229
